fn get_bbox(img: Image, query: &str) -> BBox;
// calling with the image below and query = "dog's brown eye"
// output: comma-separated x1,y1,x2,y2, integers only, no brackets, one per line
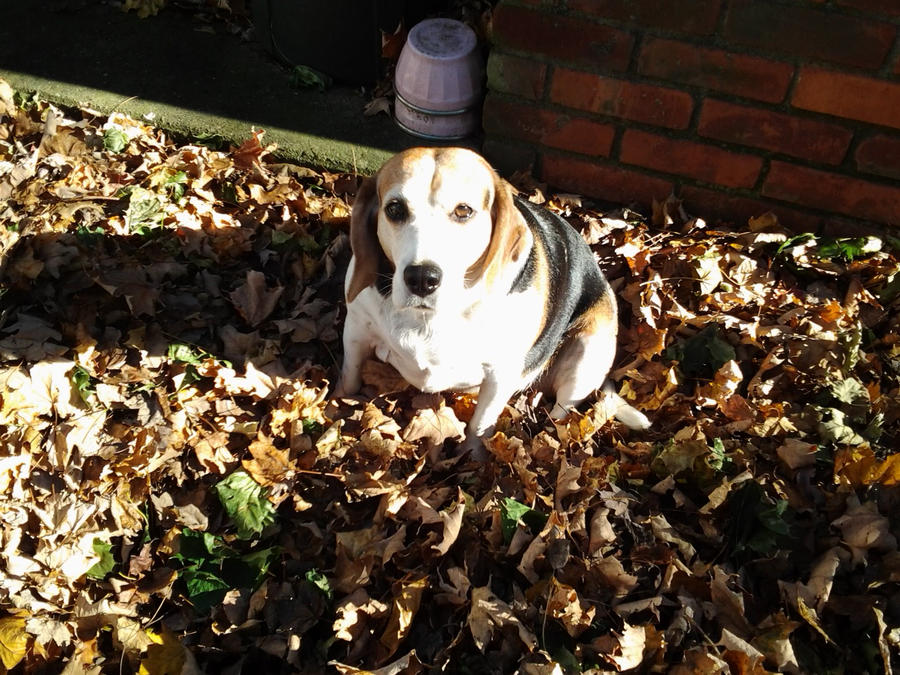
452,203,474,221
384,199,408,222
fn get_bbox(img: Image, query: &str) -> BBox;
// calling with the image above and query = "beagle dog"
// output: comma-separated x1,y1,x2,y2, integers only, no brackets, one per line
336,147,649,455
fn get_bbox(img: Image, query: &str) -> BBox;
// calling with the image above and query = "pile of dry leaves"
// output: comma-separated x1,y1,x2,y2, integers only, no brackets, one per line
0,80,898,674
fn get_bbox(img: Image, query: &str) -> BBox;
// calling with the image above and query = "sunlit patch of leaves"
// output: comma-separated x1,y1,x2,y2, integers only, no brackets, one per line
0,81,898,674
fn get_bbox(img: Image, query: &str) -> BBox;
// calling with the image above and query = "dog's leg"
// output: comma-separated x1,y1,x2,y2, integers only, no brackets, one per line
549,330,615,418
549,315,650,430
335,311,372,396
460,368,517,460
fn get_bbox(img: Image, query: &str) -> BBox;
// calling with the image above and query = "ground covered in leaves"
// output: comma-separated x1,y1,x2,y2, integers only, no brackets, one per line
1,80,899,674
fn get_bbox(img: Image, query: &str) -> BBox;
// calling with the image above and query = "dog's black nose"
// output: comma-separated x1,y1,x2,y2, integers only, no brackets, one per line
403,263,442,297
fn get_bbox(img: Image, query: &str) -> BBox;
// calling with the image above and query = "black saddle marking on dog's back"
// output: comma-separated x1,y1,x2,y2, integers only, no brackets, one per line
512,196,608,375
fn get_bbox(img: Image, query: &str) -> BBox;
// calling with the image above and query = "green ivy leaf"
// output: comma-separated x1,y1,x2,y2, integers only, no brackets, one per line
290,64,332,91
71,364,95,405
305,569,333,601
103,127,129,153
665,325,735,380
180,565,231,614
830,378,868,406
817,408,866,445
87,538,115,579
125,187,164,233
725,482,792,560
500,498,547,544
174,529,277,613
214,470,277,540
168,343,204,366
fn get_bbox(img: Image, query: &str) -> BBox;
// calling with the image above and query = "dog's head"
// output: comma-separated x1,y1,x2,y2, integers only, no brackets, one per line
346,147,529,313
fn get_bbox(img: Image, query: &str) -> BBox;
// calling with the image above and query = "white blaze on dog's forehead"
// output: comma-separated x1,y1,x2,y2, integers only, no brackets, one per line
379,149,494,214
430,154,495,211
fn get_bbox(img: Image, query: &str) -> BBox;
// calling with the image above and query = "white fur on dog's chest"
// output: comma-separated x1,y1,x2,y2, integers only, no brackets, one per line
375,322,482,392
352,286,538,394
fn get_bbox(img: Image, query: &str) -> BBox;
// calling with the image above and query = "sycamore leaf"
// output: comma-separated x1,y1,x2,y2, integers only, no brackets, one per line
229,270,284,327
139,625,200,675
379,577,427,660
467,586,536,653
333,589,389,642
547,581,595,638
0,613,29,670
590,623,646,671
241,436,294,488
401,405,466,446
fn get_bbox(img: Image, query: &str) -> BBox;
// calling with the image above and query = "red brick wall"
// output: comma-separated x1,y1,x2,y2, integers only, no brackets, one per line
483,0,900,233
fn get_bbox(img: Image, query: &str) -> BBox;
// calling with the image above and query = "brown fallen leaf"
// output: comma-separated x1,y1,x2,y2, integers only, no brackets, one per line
831,498,897,565
590,622,646,671
547,581,595,638
229,270,284,327
401,404,466,447
333,588,390,643
332,650,423,675
379,577,427,661
431,490,466,556
467,585,537,653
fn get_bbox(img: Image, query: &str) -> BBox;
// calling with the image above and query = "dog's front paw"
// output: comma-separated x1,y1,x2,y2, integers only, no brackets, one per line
458,433,488,461
333,372,361,398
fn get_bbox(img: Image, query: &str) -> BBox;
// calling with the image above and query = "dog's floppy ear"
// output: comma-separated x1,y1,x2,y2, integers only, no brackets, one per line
346,175,381,302
466,171,528,289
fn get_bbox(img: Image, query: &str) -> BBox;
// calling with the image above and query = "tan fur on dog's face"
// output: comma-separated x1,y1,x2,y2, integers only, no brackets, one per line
347,148,528,309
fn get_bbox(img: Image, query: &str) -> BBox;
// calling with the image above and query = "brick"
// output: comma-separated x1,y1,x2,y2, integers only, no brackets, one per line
855,135,900,180
679,185,824,232
762,161,900,225
698,99,852,165
483,138,538,176
541,153,674,206
836,0,900,17
568,0,721,35
550,67,693,130
486,52,547,100
725,0,895,70
620,129,763,188
492,4,633,70
793,67,900,130
681,185,879,236
483,95,615,157
638,38,794,103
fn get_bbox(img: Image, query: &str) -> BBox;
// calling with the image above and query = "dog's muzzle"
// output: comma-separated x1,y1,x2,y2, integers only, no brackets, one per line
403,262,442,297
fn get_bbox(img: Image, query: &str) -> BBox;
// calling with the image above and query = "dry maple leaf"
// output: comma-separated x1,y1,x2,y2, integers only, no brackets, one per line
229,269,284,327
467,586,536,653
547,581,595,638
378,577,427,662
